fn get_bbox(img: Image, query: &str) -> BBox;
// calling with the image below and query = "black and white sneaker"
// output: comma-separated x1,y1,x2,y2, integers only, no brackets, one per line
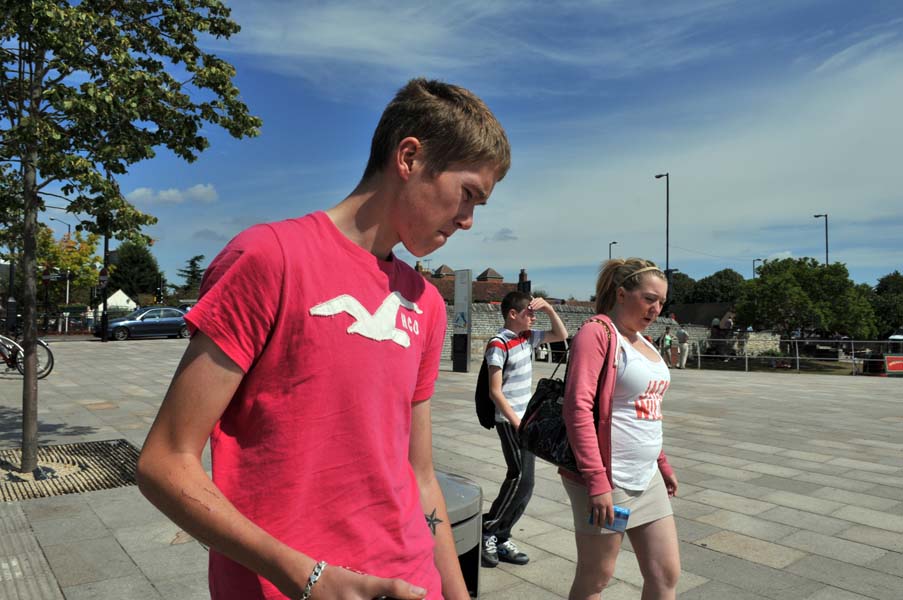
497,539,529,565
481,535,499,568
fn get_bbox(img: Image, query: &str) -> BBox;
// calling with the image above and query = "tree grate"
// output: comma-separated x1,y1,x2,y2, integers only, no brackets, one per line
0,439,139,502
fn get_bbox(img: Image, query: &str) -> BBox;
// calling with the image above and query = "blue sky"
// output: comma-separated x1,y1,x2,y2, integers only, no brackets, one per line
48,0,903,300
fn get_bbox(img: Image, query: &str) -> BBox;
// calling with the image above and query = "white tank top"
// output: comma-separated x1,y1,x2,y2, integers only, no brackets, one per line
609,330,671,490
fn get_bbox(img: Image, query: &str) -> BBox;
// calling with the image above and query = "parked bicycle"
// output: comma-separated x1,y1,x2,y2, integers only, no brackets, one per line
0,333,54,379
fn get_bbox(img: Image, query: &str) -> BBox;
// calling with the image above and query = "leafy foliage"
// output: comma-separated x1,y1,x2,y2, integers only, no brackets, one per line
735,258,877,338
689,268,745,304
175,254,206,297
108,240,162,300
38,226,102,303
0,0,261,471
870,270,903,338
668,271,696,304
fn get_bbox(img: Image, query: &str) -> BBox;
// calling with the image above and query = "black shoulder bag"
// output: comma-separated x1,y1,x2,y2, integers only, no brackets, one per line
518,319,613,473
474,336,508,430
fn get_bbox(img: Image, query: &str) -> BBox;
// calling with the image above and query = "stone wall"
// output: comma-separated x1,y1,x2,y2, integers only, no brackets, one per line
441,304,686,361
698,330,781,357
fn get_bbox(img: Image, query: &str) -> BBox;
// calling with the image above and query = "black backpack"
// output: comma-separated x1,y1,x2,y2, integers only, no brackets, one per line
474,336,508,430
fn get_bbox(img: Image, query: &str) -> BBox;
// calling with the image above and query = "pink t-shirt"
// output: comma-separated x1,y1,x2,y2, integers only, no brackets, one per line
186,212,446,599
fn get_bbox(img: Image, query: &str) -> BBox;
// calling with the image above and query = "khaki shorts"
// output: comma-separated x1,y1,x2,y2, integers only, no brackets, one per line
562,469,673,535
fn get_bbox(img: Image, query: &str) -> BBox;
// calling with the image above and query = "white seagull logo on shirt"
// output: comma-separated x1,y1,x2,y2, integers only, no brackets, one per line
310,292,423,348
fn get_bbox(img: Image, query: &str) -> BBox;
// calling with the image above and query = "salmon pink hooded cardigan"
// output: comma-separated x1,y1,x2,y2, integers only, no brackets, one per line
561,315,674,496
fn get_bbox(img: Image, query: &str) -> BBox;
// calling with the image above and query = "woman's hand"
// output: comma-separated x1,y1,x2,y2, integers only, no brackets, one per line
587,491,614,527
663,472,679,497
282,564,428,600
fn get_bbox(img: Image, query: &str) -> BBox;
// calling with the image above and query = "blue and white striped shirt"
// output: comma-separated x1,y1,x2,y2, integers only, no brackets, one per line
486,328,546,422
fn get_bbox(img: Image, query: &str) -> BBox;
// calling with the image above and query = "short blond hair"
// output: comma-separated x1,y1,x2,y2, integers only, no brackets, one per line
594,258,666,314
362,78,511,181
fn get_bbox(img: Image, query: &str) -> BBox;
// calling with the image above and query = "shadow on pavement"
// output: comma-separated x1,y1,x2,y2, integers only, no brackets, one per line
0,405,101,445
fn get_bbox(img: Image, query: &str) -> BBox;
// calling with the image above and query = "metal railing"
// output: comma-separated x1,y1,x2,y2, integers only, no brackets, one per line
689,336,901,375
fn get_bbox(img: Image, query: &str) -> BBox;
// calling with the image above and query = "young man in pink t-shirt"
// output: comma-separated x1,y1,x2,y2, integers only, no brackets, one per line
136,79,510,600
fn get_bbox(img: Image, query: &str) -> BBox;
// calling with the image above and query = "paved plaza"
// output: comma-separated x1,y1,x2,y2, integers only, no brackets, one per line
1,338,902,599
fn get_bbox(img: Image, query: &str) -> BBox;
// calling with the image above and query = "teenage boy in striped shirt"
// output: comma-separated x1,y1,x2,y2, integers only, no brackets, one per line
482,291,568,567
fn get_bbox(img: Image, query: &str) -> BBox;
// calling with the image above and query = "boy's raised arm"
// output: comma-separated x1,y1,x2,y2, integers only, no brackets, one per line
531,297,568,343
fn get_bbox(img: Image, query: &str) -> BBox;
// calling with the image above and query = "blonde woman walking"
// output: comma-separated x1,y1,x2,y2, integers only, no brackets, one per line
561,259,680,599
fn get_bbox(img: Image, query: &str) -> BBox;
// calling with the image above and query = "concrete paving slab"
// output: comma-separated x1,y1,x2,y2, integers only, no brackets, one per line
29,512,110,546
678,540,824,599
695,509,798,542
779,530,887,566
60,575,163,600
152,572,210,600
838,524,903,553
694,530,806,569
684,489,776,515
831,505,903,533
41,537,139,588
865,551,903,578
679,580,772,599
786,555,903,600
803,587,875,600
758,506,853,536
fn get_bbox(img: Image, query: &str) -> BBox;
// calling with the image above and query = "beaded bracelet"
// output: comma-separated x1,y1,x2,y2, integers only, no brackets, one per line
299,561,327,600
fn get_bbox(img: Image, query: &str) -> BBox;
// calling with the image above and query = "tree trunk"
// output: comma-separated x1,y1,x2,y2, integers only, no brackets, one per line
19,45,45,473
20,146,39,473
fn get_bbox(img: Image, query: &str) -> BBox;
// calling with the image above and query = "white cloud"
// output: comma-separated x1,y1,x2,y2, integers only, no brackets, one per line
127,184,219,205
426,37,903,296
215,0,776,95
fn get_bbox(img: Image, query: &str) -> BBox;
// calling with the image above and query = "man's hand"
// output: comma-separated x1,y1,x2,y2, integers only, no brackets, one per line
307,566,427,599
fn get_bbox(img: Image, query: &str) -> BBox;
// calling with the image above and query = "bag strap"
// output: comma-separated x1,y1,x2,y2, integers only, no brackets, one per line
486,335,509,370
556,317,615,380
561,318,617,428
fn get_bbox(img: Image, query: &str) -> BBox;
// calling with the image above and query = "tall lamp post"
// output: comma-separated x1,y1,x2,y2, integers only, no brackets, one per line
813,214,828,265
608,240,618,260
654,172,671,300
752,258,763,279
49,217,72,306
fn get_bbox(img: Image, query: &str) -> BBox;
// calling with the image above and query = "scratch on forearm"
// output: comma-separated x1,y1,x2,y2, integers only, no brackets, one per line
181,488,214,512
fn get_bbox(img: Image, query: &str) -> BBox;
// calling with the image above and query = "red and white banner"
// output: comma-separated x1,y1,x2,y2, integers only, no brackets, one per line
885,355,903,375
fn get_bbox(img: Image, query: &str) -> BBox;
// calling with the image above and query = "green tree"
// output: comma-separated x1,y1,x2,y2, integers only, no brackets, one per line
689,268,745,304
176,254,206,297
871,271,903,338
668,272,696,304
38,226,102,306
735,258,876,338
5,224,102,310
108,240,162,301
1,1,261,472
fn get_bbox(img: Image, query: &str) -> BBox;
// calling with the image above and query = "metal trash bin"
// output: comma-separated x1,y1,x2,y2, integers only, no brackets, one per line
437,471,482,598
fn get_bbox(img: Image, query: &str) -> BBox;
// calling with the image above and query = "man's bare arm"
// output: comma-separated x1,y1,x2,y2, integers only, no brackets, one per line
409,399,470,600
531,297,568,343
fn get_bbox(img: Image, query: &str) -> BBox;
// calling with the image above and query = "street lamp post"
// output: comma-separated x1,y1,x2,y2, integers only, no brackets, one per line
608,240,618,260
655,172,670,299
50,216,74,333
41,267,51,332
49,217,72,306
753,258,763,279
813,214,828,265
